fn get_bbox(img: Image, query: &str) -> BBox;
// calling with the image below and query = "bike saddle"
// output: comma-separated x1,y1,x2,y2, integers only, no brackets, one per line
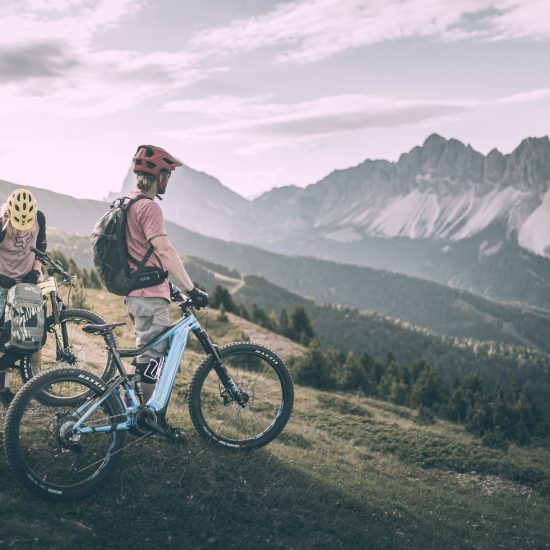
82,322,126,335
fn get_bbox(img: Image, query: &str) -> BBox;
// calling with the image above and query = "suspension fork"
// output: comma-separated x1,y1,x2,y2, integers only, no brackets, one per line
193,327,245,406
49,292,71,359
48,291,64,355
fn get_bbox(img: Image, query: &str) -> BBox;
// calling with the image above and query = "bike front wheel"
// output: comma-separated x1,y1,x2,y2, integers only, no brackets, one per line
4,368,126,501
20,309,117,406
188,342,294,450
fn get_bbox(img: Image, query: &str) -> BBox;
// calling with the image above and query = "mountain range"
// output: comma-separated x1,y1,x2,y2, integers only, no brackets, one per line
113,134,550,251
110,134,550,308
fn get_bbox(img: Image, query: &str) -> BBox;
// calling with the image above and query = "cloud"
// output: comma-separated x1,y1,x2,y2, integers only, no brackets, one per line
0,47,209,118
488,0,550,41
164,94,472,141
163,88,550,152
0,1,213,118
163,94,283,120
190,0,550,64
0,41,79,82
0,0,143,48
494,89,550,106
251,99,466,136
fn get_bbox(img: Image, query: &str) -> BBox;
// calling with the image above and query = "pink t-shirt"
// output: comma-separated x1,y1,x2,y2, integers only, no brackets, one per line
125,191,170,301
0,226,39,281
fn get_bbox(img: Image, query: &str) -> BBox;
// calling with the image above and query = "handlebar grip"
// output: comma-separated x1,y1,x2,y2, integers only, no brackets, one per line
31,246,47,258
31,247,72,280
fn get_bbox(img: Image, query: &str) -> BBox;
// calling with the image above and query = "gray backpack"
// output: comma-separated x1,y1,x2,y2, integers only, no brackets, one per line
3,283,46,352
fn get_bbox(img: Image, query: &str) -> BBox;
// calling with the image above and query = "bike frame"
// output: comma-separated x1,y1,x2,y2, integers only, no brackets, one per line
38,276,67,357
72,307,240,436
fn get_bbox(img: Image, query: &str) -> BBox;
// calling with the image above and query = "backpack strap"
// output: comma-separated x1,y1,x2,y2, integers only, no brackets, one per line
121,195,156,269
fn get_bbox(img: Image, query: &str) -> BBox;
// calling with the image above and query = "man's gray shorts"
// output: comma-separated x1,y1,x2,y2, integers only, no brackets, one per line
126,296,170,363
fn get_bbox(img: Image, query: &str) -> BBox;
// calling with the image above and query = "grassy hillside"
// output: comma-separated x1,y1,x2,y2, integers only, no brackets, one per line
0,290,549,549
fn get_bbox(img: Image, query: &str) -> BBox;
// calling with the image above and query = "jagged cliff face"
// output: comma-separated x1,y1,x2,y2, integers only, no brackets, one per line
250,134,550,256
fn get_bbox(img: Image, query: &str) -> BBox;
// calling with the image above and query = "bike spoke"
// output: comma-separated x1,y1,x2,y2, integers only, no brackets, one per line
195,349,285,444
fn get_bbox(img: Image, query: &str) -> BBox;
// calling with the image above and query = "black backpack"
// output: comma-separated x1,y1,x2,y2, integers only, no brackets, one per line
91,195,167,296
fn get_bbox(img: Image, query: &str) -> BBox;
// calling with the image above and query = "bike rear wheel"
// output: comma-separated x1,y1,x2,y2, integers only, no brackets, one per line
4,368,126,501
20,309,117,406
188,342,294,450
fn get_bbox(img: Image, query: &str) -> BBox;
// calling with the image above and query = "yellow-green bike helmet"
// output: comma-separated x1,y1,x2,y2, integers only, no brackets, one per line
7,189,37,231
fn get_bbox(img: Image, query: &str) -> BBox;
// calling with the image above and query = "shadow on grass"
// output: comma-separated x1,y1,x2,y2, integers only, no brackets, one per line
0,431,492,550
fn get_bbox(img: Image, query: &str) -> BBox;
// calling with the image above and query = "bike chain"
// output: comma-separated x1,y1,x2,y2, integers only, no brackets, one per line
74,431,153,474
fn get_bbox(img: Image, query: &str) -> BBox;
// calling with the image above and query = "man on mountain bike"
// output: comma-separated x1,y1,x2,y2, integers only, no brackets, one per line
125,144,208,435
0,189,47,405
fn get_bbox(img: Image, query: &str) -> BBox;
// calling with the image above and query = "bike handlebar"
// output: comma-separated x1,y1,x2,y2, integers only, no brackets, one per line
31,246,75,284
169,282,196,311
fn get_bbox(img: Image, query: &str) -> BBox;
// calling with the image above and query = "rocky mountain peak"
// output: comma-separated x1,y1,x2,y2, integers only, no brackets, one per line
422,132,447,150
396,134,485,191
484,148,506,183
503,135,550,190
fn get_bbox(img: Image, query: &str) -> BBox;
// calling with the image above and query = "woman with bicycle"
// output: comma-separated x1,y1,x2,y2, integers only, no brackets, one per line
0,188,47,405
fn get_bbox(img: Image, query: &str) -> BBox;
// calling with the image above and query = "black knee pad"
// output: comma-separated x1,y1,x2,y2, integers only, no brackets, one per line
135,357,165,384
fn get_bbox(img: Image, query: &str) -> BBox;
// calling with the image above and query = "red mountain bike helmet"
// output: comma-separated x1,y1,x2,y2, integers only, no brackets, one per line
132,144,182,194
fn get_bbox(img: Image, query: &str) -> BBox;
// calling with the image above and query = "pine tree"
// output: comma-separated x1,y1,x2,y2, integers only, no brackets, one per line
447,386,469,423
238,304,250,320
89,269,102,289
279,308,294,339
378,362,400,400
466,401,494,436
492,386,517,439
336,352,373,392
411,365,446,409
209,285,238,313
389,378,408,405
81,269,91,288
71,282,89,309
359,352,382,393
251,304,274,330
290,305,316,346
294,340,332,390
217,303,229,323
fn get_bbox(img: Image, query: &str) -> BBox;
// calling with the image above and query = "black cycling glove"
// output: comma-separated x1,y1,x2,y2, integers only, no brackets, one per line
187,286,209,309
21,270,41,284
0,274,17,289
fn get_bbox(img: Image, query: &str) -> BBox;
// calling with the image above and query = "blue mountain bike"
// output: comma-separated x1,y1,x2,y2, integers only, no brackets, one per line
3,285,294,500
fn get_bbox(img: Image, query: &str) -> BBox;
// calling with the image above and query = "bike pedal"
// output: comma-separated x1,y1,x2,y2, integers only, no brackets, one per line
166,427,187,445
145,418,187,444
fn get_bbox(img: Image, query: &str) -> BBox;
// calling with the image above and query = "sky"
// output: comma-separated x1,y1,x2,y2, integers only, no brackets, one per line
0,0,549,200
